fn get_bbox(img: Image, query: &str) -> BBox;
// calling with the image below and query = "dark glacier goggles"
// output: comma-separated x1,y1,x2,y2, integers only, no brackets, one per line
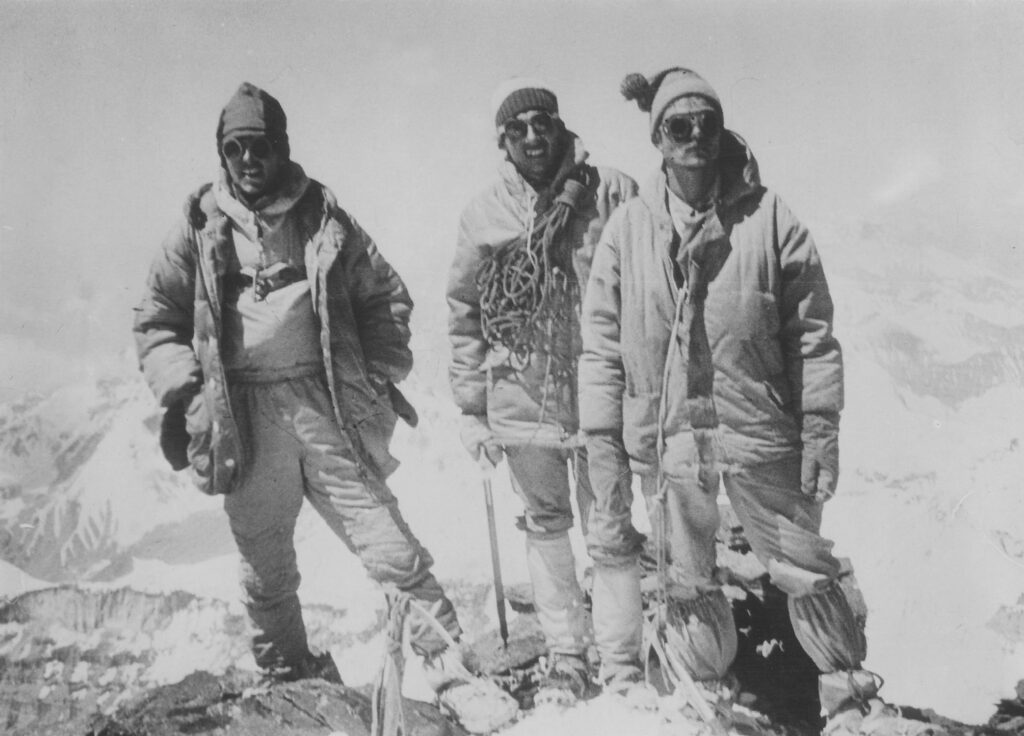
502,111,556,142
661,111,721,143
221,136,274,161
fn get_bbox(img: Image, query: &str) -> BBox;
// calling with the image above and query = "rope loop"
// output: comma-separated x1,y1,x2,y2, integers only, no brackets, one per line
476,180,586,381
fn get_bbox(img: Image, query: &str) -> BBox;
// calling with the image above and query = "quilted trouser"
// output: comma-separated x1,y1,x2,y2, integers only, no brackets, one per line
506,444,593,538
223,372,461,671
644,446,866,686
506,445,592,656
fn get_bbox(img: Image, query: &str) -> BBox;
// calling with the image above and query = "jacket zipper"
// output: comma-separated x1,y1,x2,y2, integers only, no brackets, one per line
197,224,246,474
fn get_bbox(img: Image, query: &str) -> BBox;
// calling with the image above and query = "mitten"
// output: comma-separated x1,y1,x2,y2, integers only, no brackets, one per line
160,400,190,471
800,412,839,502
459,414,504,467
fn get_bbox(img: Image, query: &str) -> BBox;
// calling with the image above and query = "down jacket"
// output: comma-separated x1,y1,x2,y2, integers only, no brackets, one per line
579,131,843,476
134,179,416,494
447,140,637,447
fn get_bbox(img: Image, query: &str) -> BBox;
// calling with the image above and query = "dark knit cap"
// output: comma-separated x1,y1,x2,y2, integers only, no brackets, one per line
492,77,559,129
621,67,723,138
217,82,289,156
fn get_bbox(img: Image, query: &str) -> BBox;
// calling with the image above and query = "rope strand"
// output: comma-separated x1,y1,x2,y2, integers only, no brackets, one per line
475,178,585,381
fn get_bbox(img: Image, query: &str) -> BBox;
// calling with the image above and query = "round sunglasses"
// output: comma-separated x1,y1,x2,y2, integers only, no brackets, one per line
502,111,556,142
661,112,721,143
222,136,274,161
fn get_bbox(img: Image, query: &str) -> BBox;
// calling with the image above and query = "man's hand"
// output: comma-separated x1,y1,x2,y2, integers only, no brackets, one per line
800,412,839,503
460,414,504,467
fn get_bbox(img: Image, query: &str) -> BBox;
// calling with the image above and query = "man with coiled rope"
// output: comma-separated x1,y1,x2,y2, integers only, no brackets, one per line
446,78,637,706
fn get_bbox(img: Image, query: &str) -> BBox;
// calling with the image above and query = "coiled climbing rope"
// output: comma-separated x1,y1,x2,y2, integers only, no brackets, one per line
475,175,588,382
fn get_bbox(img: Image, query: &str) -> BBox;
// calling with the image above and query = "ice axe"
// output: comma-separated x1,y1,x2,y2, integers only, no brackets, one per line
480,459,510,649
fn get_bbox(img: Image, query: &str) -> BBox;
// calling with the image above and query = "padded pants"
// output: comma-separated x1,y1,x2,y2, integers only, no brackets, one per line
222,374,460,670
586,431,866,687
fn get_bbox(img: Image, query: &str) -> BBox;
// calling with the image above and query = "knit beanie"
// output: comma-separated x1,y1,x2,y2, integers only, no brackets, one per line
491,77,559,132
217,82,289,157
620,68,723,138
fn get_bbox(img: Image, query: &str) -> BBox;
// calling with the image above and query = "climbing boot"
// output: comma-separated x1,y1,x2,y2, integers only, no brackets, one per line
534,652,597,708
261,649,343,685
424,643,519,734
825,697,947,736
601,664,659,711
296,650,344,684
821,671,947,736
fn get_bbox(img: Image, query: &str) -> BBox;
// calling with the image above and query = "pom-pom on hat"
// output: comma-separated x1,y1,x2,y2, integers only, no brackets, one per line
621,68,722,138
491,77,559,132
217,82,290,158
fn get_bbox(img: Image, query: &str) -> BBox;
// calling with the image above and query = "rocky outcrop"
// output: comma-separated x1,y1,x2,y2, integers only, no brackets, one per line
84,670,460,736
0,585,375,736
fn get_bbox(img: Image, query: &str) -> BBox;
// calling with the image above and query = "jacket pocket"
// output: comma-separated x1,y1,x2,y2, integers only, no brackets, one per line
621,391,660,470
486,363,574,446
344,382,401,479
185,392,215,494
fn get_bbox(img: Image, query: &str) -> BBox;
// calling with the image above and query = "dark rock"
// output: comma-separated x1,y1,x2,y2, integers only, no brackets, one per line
85,669,463,736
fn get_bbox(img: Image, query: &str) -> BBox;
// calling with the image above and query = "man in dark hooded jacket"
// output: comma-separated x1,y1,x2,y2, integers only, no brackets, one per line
133,85,519,733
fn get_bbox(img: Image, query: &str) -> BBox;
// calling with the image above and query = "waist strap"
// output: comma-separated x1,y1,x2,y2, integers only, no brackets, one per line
226,362,323,384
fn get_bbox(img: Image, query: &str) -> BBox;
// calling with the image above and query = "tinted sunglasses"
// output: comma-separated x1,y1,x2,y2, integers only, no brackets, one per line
502,111,556,142
222,136,274,161
661,111,721,143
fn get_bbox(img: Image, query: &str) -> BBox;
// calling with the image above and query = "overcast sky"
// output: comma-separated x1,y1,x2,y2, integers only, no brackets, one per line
2,0,1023,395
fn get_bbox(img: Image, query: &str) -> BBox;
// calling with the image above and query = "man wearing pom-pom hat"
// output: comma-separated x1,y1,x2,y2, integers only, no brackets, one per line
578,68,942,735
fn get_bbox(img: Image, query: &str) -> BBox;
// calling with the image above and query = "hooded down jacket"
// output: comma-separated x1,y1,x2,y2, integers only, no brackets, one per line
447,139,637,447
579,131,843,476
134,179,416,494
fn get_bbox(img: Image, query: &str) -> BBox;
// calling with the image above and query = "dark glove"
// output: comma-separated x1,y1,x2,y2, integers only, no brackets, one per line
801,412,839,502
159,400,190,471
459,414,503,467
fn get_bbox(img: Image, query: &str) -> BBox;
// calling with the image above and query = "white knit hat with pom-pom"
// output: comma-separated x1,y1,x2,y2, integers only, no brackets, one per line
621,68,722,137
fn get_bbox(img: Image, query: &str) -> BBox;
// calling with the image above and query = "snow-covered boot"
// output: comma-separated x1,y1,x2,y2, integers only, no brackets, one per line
423,643,520,734
259,649,343,685
824,698,948,736
295,650,344,684
821,671,947,736
399,596,517,735
661,674,770,736
535,652,597,708
602,665,660,711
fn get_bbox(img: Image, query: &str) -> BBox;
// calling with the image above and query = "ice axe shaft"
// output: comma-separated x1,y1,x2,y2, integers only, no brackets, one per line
481,467,509,648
